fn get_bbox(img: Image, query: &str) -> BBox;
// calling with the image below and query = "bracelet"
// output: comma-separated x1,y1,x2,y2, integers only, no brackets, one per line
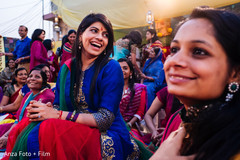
71,113,79,122
58,110,63,119
69,110,76,121
0,107,3,113
66,112,73,121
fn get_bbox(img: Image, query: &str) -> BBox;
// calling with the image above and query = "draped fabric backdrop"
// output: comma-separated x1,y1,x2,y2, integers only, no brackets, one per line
52,0,240,29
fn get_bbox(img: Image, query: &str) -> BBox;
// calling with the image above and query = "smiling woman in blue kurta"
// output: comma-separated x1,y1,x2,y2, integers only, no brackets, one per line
3,13,139,160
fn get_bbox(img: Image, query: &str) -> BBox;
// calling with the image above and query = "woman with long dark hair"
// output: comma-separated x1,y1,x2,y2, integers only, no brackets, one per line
151,6,240,160
30,29,51,70
118,58,147,131
43,39,59,82
3,13,139,159
60,29,76,66
142,29,163,66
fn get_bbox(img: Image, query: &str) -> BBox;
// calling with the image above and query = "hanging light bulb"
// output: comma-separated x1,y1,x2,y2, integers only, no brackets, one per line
146,10,154,29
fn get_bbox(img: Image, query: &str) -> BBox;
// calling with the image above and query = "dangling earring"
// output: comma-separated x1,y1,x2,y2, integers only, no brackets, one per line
104,50,106,55
225,82,239,102
79,41,82,50
130,75,132,79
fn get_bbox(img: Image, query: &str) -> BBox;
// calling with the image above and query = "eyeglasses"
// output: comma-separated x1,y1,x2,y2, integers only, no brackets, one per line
17,73,28,76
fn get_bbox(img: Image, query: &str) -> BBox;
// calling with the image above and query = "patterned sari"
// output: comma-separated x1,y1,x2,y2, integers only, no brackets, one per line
60,42,73,67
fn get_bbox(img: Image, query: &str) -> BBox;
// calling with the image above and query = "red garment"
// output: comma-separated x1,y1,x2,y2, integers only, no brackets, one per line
3,118,102,160
60,42,73,67
9,88,20,104
156,87,179,127
30,40,49,70
2,118,31,160
160,110,182,144
39,119,102,160
120,83,147,122
47,51,59,82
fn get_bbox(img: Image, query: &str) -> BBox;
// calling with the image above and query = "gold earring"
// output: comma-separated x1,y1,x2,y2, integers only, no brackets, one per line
79,41,82,50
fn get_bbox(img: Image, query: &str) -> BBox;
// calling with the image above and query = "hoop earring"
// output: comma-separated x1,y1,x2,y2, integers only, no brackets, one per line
225,82,239,102
79,41,82,50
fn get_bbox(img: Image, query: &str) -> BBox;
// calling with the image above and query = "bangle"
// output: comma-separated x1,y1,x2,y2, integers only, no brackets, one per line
66,112,73,120
71,113,79,122
69,110,76,121
58,110,63,119
127,122,132,128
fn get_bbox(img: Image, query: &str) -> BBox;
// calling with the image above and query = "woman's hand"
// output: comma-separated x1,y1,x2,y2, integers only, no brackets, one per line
150,127,195,160
0,135,8,149
151,128,165,146
26,100,59,121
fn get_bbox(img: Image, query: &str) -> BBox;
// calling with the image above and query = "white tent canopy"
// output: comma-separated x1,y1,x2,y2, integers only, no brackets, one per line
0,0,53,39
52,0,240,29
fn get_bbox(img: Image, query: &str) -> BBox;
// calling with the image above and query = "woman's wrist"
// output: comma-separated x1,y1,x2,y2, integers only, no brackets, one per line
127,122,132,128
0,107,3,113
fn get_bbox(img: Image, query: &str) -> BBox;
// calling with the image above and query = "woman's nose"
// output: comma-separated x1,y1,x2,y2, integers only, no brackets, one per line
165,49,188,69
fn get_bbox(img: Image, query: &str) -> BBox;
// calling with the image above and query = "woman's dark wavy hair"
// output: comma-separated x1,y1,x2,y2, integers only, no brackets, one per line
72,13,114,109
58,35,68,57
66,29,76,43
28,67,50,90
43,39,52,51
122,30,142,47
118,58,136,109
146,29,159,43
11,67,27,85
31,29,45,46
175,6,240,160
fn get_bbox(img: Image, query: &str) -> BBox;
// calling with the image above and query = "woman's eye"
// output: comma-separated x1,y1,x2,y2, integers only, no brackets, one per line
170,47,179,54
103,33,109,38
193,48,209,56
91,29,97,33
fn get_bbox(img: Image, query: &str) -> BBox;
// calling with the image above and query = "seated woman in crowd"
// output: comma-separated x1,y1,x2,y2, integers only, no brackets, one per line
3,13,139,160
43,39,59,82
0,68,27,106
151,7,240,160
0,67,54,149
142,47,165,109
118,58,147,135
142,29,163,66
60,29,76,66
0,64,51,115
0,59,16,88
144,86,183,146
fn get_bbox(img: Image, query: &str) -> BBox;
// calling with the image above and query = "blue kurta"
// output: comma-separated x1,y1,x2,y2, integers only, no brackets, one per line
54,58,139,159
143,53,165,109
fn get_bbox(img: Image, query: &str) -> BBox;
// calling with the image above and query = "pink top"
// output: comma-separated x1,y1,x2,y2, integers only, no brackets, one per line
161,109,182,144
30,40,48,70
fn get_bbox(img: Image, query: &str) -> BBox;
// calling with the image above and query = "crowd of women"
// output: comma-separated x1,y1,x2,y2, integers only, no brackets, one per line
0,6,239,160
